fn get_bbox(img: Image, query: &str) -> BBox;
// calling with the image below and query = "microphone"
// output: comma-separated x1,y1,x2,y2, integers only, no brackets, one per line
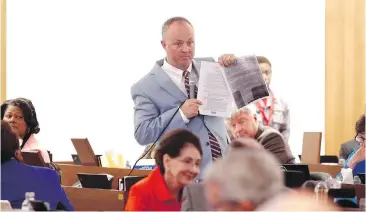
127,101,185,176
189,72,198,99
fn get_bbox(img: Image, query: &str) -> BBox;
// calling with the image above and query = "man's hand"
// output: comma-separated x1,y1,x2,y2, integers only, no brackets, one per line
218,54,237,67
180,99,202,119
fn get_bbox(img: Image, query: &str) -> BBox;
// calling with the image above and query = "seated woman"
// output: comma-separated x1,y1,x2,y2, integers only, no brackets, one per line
0,120,73,210
125,128,203,211
1,98,50,163
342,114,365,176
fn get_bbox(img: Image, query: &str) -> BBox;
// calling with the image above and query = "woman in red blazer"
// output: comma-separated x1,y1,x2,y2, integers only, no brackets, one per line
125,129,203,211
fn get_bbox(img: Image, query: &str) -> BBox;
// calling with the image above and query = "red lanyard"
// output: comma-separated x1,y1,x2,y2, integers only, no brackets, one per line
256,95,275,126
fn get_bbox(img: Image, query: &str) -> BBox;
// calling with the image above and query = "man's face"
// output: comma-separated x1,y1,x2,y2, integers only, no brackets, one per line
259,62,272,86
228,111,258,138
161,21,195,70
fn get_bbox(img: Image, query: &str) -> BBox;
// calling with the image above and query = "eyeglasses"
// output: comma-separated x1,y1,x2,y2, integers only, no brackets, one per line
175,158,201,168
355,134,365,143
261,70,272,75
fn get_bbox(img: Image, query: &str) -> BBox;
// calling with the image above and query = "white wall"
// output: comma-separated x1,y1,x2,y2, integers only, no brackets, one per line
6,0,325,162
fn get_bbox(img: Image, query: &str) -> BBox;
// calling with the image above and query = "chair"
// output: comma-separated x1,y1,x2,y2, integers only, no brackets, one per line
301,132,322,164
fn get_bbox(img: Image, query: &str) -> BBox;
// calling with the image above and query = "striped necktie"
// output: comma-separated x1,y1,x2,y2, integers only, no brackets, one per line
182,70,222,160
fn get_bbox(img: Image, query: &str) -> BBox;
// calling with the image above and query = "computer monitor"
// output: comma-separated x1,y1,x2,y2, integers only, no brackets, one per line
71,154,102,166
71,138,99,166
280,164,311,181
77,173,113,189
283,170,306,188
123,176,146,207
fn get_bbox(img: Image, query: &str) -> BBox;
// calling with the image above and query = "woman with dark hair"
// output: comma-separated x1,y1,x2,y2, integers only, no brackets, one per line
342,114,365,176
1,120,73,210
125,128,203,211
1,97,50,163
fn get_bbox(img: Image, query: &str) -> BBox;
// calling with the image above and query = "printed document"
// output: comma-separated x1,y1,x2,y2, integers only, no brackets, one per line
197,62,232,117
222,55,269,109
197,55,269,117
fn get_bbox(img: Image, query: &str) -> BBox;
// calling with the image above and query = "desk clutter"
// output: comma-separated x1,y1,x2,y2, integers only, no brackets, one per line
2,129,365,211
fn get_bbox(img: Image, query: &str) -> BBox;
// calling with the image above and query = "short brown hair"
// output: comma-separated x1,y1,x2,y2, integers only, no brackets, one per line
1,120,20,163
256,56,272,67
154,129,202,173
161,16,193,39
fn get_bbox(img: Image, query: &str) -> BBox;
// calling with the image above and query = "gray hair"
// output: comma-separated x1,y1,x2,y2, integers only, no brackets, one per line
203,148,284,206
228,137,262,150
230,105,254,118
161,16,193,40
225,105,256,127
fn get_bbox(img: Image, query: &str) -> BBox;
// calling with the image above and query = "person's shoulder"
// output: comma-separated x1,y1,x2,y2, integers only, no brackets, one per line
131,72,155,92
271,89,289,107
131,60,162,91
17,163,59,181
262,126,283,138
30,164,58,177
129,174,151,193
342,139,358,146
184,183,204,194
22,134,41,148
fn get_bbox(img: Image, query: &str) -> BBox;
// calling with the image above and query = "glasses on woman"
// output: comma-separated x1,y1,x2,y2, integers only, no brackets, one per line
355,133,365,143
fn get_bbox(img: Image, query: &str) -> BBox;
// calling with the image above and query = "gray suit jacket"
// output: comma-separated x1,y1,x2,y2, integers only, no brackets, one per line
181,183,210,211
339,140,360,160
131,58,229,173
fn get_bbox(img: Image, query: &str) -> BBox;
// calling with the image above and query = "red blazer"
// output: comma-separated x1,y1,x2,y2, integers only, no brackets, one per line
125,167,182,211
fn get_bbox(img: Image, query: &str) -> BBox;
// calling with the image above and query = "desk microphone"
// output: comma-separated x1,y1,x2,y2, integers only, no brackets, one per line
127,101,185,176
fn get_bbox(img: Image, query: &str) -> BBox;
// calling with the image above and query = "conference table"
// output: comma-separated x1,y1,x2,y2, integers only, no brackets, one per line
57,163,358,211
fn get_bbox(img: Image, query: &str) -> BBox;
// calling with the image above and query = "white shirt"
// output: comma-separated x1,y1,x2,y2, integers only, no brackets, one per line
161,60,192,124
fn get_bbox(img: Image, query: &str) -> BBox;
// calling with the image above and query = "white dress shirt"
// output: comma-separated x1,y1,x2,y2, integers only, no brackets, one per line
161,60,192,124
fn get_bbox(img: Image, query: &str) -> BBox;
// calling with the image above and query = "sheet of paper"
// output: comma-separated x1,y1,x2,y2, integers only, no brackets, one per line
222,55,269,109
197,61,232,118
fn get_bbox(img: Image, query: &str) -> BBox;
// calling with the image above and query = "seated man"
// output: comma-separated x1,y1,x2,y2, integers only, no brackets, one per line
226,107,295,164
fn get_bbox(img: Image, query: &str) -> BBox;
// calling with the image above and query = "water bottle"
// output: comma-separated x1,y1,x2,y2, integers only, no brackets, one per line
314,181,329,202
125,160,131,168
21,192,35,210
338,159,345,166
325,177,341,189
353,176,362,184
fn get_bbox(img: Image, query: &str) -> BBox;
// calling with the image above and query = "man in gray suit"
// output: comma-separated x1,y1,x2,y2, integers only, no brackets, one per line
131,16,236,172
227,107,295,164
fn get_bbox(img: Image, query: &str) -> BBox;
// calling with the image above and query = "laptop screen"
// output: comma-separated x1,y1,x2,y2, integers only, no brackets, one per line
280,164,310,181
